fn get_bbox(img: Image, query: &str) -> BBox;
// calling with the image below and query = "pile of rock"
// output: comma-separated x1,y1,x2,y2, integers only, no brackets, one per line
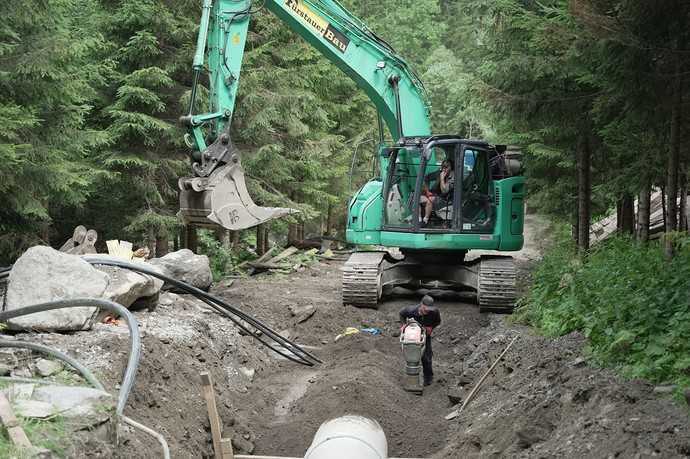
1,245,212,332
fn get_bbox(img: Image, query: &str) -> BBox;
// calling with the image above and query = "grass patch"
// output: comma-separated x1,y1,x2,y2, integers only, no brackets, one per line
0,414,68,457
516,229,690,388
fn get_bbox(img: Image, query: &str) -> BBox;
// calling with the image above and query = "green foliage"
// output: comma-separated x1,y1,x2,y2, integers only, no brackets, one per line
197,229,255,280
0,0,110,262
0,414,67,457
519,232,690,387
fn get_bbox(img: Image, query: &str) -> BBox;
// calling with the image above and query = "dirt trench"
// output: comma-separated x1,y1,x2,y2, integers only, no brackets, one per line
18,214,690,458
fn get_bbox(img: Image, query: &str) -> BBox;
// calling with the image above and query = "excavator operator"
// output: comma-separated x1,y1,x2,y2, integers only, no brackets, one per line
399,295,441,385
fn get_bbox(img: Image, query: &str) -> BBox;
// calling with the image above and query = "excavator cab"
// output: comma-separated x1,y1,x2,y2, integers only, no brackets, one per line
382,137,515,234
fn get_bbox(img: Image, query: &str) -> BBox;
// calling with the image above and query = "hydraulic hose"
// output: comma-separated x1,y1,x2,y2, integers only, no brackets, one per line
0,340,104,391
122,416,171,459
83,257,322,366
0,298,140,416
0,305,170,458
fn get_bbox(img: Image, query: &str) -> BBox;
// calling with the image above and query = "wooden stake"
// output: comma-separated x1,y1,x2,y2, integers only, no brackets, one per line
200,371,224,459
0,393,33,449
220,437,235,459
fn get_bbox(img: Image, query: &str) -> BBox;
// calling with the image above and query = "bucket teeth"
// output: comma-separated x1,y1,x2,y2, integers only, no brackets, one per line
179,164,296,230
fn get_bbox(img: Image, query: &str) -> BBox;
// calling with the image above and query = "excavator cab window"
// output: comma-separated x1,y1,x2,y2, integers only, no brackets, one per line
458,147,495,232
383,147,421,229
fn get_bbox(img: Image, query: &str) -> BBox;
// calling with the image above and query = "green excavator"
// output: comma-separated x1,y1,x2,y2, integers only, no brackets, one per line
178,0,525,313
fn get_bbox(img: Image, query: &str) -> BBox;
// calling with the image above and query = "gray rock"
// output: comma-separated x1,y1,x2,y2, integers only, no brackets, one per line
2,383,35,401
239,367,255,382
0,348,19,367
4,246,107,331
32,385,113,421
653,385,676,395
158,292,181,306
149,249,213,291
289,304,316,323
14,400,55,419
231,434,255,454
98,260,163,309
12,368,33,378
447,386,464,405
0,363,12,376
35,359,63,377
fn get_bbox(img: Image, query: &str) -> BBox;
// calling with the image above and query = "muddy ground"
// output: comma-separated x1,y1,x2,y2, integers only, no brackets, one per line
11,215,690,458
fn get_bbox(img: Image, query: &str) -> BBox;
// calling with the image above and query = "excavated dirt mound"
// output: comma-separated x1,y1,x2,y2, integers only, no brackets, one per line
434,318,690,458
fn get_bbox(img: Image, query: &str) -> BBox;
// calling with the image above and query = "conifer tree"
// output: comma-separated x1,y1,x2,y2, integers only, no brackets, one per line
0,0,108,262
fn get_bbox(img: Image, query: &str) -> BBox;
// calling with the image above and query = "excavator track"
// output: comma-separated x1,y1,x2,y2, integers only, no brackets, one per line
342,252,385,308
477,256,517,314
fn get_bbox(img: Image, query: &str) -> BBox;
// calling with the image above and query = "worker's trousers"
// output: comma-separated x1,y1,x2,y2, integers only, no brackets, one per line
422,336,433,382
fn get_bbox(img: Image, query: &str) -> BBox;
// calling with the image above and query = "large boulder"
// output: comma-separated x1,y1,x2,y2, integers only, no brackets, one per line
149,249,213,291
96,256,164,309
4,246,108,331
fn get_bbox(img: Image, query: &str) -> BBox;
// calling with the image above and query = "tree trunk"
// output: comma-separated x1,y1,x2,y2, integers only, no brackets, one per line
665,50,682,259
262,226,269,254
636,184,651,242
256,224,266,256
619,194,634,235
231,230,240,248
146,229,156,256
326,202,333,235
215,228,231,249
155,234,169,257
173,231,179,252
185,226,198,253
287,224,298,246
679,174,688,232
661,186,667,230
577,137,591,253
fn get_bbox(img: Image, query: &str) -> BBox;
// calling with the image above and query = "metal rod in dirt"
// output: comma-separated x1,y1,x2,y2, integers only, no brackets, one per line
446,335,519,420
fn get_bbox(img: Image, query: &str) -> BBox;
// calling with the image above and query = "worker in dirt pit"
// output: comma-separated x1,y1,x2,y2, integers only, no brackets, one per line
399,295,441,386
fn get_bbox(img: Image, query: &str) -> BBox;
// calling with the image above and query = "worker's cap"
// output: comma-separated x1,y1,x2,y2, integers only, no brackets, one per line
421,295,434,306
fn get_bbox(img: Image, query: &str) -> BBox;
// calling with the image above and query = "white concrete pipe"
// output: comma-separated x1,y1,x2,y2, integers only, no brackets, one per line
304,415,388,459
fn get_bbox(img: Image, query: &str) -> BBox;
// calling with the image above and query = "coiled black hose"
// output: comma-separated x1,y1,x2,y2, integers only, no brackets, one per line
0,298,140,416
83,257,322,366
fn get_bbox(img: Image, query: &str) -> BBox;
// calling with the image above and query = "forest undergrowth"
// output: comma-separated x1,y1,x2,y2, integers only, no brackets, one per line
518,229,690,393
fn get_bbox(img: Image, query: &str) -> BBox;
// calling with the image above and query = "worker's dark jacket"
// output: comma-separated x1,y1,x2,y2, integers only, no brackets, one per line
399,305,441,333
399,304,441,381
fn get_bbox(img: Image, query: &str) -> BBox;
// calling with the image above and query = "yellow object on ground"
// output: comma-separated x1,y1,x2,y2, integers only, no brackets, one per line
334,327,360,342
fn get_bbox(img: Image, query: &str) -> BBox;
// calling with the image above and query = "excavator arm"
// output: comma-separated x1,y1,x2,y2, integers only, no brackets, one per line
178,0,432,230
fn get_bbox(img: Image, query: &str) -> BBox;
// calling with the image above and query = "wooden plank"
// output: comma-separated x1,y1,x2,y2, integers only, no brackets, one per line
247,262,290,270
200,371,223,459
0,393,33,449
220,437,234,459
266,246,298,264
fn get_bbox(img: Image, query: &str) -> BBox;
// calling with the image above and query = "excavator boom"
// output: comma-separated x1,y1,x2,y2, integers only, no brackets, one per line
178,0,431,230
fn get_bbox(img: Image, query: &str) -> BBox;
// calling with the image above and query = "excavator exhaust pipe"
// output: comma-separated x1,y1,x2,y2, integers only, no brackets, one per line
179,162,296,230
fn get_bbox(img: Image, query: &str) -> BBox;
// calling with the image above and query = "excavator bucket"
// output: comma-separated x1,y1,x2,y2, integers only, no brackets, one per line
178,163,296,230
